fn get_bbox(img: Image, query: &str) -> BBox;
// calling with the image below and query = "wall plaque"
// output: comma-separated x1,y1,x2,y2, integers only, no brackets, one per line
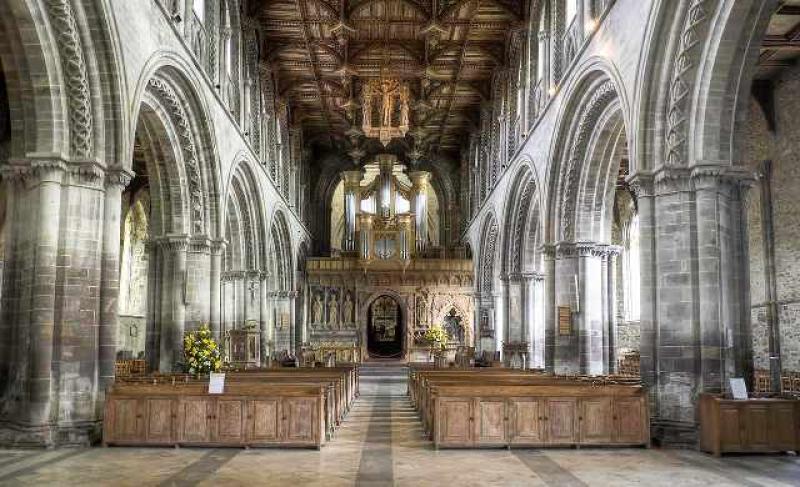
558,306,572,336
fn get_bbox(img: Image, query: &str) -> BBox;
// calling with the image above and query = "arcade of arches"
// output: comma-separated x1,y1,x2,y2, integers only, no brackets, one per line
0,0,799,480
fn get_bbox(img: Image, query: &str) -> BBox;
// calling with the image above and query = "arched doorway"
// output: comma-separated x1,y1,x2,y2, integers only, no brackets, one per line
367,295,404,358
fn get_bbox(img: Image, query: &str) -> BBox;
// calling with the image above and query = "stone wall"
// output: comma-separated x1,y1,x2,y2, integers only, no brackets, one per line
743,63,800,373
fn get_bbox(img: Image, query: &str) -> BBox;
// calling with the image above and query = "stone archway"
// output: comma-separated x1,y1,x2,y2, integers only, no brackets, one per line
367,295,405,359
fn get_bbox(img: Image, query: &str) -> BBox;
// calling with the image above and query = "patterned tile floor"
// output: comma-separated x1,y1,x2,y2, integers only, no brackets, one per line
1,367,798,486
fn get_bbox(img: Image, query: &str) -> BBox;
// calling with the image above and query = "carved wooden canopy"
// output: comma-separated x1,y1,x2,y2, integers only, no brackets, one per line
247,0,524,159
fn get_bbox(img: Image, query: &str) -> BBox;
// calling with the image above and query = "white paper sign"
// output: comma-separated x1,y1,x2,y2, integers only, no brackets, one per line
208,373,225,394
729,377,748,400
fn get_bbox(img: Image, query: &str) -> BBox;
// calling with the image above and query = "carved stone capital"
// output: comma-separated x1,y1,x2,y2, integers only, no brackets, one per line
210,239,228,255
575,241,598,258
654,167,692,195
68,162,105,187
105,167,135,188
690,166,754,191
626,172,654,198
189,236,212,253
554,241,577,259
158,234,190,253
2,158,68,185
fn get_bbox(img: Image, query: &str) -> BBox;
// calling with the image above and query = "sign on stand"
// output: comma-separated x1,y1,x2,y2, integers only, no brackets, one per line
208,372,226,394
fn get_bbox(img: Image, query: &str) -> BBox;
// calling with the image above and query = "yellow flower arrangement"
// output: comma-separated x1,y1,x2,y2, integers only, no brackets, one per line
183,325,223,375
423,324,448,351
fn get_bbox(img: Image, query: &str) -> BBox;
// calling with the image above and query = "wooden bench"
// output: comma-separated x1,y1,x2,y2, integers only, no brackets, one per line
409,367,649,449
105,366,358,447
103,382,326,449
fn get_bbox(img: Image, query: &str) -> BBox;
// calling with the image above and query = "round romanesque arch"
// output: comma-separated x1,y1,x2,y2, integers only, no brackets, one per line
547,65,629,244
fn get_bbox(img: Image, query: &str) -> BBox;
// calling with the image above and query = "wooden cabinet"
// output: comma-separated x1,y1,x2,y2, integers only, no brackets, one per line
215,397,247,444
144,398,174,444
430,386,649,449
106,397,141,444
510,398,545,445
613,397,647,444
546,398,578,445
579,397,613,444
476,399,507,446
283,397,318,443
249,399,280,443
699,394,800,456
103,383,326,449
177,396,213,444
437,399,472,446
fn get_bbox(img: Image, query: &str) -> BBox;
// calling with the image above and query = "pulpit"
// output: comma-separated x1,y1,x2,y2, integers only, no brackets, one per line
225,323,261,368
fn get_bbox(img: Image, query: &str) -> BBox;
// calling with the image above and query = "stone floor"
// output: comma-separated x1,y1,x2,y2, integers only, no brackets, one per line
1,365,799,486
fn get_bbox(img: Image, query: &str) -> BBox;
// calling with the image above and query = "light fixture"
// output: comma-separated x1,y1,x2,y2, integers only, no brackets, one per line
586,19,598,32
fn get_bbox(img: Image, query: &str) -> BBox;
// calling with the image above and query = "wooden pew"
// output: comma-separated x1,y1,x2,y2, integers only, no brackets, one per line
408,368,649,449
103,382,326,449
107,366,358,446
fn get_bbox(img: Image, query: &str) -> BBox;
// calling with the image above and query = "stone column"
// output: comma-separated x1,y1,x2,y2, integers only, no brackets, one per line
288,290,298,352
579,242,604,375
521,271,544,368
605,246,621,373
553,242,579,373
160,235,189,372
501,274,511,345
1,161,65,430
633,166,752,444
259,271,270,363
542,244,556,372
209,239,225,341
341,170,362,253
99,168,133,391
532,272,546,368
494,289,505,358
409,171,431,252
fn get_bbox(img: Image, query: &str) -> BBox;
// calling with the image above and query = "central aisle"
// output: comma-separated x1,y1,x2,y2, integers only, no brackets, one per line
347,362,421,485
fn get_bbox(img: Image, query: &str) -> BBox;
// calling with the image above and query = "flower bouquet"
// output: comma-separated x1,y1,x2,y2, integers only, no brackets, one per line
183,325,223,375
424,324,449,367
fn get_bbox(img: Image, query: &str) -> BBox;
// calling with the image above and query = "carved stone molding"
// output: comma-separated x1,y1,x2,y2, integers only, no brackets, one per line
665,0,712,167
147,77,206,234
559,79,618,240
45,0,93,158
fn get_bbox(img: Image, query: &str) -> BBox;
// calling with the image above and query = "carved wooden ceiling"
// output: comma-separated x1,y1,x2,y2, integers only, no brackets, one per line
247,0,524,161
757,1,800,79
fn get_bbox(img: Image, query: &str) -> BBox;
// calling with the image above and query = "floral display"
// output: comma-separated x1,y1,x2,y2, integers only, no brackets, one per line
183,325,222,375
423,324,448,351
